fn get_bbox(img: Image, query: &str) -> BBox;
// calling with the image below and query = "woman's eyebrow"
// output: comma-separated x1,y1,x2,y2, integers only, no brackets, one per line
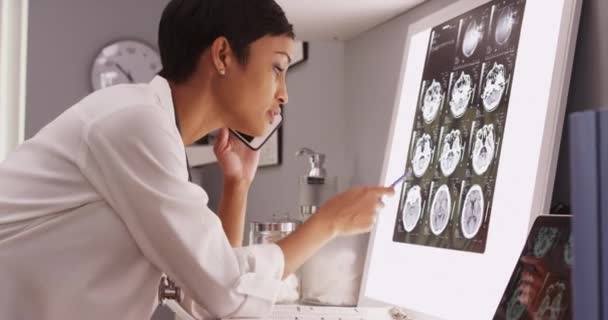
275,51,292,64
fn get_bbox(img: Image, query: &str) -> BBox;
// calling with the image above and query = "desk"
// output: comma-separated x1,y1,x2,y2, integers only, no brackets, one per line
224,305,403,320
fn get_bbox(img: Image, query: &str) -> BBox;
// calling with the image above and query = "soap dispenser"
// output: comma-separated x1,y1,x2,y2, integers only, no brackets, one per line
296,147,338,219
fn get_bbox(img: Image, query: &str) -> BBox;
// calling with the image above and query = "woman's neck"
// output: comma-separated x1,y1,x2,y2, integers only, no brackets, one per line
169,78,223,145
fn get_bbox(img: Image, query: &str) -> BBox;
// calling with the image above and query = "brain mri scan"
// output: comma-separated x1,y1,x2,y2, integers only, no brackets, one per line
506,284,527,320
449,72,474,118
481,62,507,112
402,186,423,232
422,80,444,123
430,185,452,235
472,124,496,175
495,6,515,46
462,19,483,57
439,129,464,177
461,185,484,239
533,227,559,258
411,133,434,177
564,234,573,266
536,281,566,320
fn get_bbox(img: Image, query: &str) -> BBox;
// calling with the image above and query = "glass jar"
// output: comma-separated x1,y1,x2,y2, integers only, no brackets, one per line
249,220,298,245
249,216,301,304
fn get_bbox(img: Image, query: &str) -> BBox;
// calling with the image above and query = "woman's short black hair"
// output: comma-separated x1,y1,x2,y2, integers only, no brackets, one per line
158,0,294,83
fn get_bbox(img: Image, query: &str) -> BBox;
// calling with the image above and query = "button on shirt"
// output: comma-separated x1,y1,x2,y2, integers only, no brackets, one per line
0,76,285,320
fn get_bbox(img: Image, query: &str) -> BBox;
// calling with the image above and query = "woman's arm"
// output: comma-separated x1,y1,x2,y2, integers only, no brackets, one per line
212,129,396,278
213,128,259,247
275,212,335,279
82,106,282,318
278,186,394,278
217,179,249,247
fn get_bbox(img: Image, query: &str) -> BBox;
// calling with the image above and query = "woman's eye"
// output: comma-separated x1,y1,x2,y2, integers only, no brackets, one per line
273,65,284,74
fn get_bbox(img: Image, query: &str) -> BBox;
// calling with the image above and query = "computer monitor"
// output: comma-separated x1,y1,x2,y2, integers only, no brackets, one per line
358,0,581,319
493,215,571,320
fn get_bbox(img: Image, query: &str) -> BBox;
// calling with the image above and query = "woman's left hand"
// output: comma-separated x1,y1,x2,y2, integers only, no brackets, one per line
214,128,260,185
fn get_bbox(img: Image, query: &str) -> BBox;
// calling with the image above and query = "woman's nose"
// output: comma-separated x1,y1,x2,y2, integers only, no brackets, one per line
277,83,288,105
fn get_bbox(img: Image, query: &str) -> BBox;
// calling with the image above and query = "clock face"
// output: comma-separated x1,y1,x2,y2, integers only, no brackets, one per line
91,40,162,91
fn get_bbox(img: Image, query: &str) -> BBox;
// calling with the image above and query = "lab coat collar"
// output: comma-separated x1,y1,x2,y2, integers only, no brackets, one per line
149,75,176,121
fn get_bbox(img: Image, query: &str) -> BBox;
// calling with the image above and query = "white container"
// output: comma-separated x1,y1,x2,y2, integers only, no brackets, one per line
249,218,301,304
300,234,368,306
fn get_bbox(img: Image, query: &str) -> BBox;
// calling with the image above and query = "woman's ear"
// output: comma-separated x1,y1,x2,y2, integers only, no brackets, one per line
211,36,233,76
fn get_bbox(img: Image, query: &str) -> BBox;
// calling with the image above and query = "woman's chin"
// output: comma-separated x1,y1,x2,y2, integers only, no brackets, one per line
241,124,265,137
235,117,269,137
251,127,266,137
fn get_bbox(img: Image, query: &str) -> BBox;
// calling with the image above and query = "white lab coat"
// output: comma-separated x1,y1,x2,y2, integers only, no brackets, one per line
0,76,285,320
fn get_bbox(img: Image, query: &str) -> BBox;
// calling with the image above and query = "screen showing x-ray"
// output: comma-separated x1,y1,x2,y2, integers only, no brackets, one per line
494,216,572,320
392,0,526,253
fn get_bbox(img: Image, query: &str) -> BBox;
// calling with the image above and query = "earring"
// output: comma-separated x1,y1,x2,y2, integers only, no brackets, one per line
219,69,226,76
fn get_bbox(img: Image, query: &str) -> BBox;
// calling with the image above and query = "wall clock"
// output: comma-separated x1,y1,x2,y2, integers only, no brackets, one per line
91,39,162,91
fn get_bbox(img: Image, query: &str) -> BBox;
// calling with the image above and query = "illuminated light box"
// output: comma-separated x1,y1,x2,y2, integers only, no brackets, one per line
358,0,582,319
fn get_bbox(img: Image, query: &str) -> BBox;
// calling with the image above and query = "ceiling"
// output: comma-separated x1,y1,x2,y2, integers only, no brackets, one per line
275,0,427,41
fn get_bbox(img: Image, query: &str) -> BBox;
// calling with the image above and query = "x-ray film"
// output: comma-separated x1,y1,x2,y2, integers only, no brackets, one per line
439,129,465,177
430,184,452,235
392,0,525,253
461,184,485,239
472,123,497,175
402,185,423,232
422,80,445,124
411,133,434,177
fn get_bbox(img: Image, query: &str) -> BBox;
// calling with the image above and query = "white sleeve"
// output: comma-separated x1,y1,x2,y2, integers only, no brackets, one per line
180,245,286,319
79,105,284,318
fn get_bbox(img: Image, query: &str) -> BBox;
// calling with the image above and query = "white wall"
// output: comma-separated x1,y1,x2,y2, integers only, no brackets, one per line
0,0,28,160
551,0,608,205
25,0,169,138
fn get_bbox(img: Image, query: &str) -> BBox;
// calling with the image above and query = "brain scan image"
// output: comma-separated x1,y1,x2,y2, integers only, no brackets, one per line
462,19,483,57
411,134,434,177
461,185,484,239
472,124,496,175
564,234,573,266
421,80,444,123
495,6,515,46
506,284,527,320
449,72,473,118
481,62,507,112
439,129,464,177
430,185,451,235
402,186,423,232
536,282,566,320
533,227,559,258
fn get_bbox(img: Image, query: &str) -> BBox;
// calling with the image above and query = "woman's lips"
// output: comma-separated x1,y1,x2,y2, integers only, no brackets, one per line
267,109,281,124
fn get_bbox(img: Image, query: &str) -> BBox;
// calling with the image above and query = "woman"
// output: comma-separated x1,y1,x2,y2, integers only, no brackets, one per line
0,0,395,319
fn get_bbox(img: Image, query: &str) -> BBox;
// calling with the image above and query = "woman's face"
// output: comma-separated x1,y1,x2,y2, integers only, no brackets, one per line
218,35,294,137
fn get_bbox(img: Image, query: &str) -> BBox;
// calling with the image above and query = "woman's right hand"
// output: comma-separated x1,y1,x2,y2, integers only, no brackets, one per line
315,186,396,237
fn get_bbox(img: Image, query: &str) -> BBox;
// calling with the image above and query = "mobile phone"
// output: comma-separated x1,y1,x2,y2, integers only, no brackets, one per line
229,112,283,151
